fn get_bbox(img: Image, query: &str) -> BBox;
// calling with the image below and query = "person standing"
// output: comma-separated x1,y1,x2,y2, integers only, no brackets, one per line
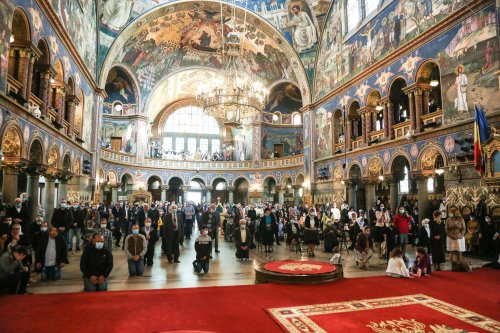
51,200,73,251
393,205,412,260
124,225,147,276
234,219,252,261
304,208,320,257
97,218,114,251
164,205,182,263
445,207,467,271
7,198,29,231
69,202,85,253
183,202,196,240
80,234,113,292
429,211,446,271
201,203,221,254
35,227,69,281
259,208,276,253
140,218,158,266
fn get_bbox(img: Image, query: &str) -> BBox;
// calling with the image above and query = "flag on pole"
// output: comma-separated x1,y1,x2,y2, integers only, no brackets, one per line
473,105,490,177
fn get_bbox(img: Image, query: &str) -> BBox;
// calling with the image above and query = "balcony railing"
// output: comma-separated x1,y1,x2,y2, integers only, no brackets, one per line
421,109,443,131
352,137,363,150
100,148,304,170
393,120,411,139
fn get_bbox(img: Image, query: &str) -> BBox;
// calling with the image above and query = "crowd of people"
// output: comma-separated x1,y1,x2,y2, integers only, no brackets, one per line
150,147,233,161
0,196,499,294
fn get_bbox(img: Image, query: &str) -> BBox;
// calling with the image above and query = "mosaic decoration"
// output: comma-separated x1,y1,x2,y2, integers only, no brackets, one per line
261,126,303,159
104,66,138,115
267,294,500,333
314,107,331,159
0,1,15,93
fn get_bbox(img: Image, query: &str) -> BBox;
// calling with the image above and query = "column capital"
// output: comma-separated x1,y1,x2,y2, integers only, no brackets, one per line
181,186,191,191
65,94,80,105
203,186,213,191
409,172,429,182
227,185,235,192
57,172,73,183
43,174,57,182
25,163,48,176
2,160,28,174
161,185,169,190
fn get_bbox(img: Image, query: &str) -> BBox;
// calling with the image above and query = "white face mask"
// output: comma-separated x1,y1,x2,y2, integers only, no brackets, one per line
145,223,151,227
448,213,454,218
241,225,246,229
172,209,177,213
100,224,107,229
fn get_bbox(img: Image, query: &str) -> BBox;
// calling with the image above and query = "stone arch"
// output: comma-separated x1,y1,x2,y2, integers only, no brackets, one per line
27,136,44,164
366,89,381,107
1,123,24,158
62,153,71,172
388,151,414,174
103,64,141,115
231,175,251,187
348,162,362,180
36,38,50,65
167,176,184,186
390,153,412,182
120,172,134,185
189,176,206,186
416,59,443,113
147,174,164,186
281,173,293,186
53,58,65,83
46,143,60,168
11,8,31,43
294,173,305,185
211,176,230,187
418,144,447,172
262,175,277,186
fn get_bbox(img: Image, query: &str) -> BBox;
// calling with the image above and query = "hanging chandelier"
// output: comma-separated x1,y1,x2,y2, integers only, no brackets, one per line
196,8,268,126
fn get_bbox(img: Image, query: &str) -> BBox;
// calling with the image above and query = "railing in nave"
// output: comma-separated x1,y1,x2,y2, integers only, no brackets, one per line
100,148,304,170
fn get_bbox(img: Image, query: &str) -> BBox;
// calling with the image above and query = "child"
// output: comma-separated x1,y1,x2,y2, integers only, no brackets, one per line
193,226,212,274
410,247,432,277
329,246,342,265
386,247,410,278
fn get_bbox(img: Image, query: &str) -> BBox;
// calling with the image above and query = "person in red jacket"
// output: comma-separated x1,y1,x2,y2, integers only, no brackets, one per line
393,205,413,260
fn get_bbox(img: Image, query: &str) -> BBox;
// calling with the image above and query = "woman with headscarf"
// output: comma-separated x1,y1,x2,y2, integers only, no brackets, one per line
304,208,320,257
445,207,467,271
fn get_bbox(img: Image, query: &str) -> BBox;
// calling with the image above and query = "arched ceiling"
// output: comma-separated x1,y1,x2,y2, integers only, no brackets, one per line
101,1,311,115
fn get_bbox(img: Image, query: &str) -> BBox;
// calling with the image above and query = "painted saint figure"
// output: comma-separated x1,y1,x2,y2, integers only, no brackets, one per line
101,0,135,32
453,65,468,114
288,5,317,53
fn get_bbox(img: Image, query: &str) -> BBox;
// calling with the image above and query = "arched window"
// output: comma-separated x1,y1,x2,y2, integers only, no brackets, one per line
346,0,361,32
399,166,409,194
163,106,220,154
292,113,302,125
427,177,435,193
364,1,379,16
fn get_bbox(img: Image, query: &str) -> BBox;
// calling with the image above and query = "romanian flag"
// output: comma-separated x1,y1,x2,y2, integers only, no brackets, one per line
473,105,490,176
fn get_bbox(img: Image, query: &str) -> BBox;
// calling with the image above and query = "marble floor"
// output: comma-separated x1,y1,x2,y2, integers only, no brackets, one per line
27,232,490,294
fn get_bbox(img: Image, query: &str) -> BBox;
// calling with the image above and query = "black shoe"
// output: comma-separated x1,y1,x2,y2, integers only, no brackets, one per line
215,250,220,253
209,255,213,259
168,260,173,263
174,260,180,263
276,243,281,245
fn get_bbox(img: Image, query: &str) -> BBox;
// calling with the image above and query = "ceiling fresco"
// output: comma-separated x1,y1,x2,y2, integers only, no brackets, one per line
98,0,332,86
101,1,311,113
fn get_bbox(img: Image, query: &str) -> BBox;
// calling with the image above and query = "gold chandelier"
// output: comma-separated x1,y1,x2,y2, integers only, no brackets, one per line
196,29,268,125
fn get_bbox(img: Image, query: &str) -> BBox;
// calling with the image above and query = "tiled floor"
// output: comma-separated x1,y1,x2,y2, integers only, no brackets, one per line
28,231,490,294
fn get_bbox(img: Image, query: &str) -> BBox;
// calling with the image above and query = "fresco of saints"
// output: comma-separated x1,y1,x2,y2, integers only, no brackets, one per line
288,5,317,53
101,0,135,31
453,65,468,114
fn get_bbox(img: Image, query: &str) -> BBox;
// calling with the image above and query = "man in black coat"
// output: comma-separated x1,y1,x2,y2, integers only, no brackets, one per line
233,219,252,261
80,234,113,292
35,227,69,280
7,198,29,231
51,199,73,250
201,203,221,254
140,218,158,266
163,204,183,263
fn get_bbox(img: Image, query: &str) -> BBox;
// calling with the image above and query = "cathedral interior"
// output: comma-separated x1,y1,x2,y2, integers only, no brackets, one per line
0,0,499,332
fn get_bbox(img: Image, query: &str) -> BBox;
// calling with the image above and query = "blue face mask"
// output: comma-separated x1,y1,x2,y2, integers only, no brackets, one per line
132,229,139,235
95,242,104,250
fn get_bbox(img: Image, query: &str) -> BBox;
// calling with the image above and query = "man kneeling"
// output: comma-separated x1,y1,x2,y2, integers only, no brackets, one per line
193,226,212,273
80,234,113,292
234,219,252,261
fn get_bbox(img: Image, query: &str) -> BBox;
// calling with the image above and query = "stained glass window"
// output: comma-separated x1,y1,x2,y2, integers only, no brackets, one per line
164,106,219,135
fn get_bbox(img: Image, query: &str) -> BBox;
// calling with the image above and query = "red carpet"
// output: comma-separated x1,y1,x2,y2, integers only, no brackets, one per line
264,260,336,275
0,269,498,333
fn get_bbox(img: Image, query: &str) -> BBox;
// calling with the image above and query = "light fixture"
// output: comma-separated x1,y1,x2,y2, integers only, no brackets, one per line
114,103,123,112
435,168,444,175
287,184,291,189
378,175,384,181
9,35,14,43
340,180,345,185
430,80,439,87
49,78,55,84
376,105,383,111
28,106,41,118
196,6,268,126
272,114,279,121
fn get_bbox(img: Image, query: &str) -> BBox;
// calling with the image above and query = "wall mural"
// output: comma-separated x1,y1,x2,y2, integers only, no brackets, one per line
102,2,309,113
101,118,137,154
0,2,14,93
104,66,138,115
265,82,303,113
98,0,331,87
233,126,253,161
314,106,331,159
315,0,476,100
261,126,303,159
49,0,97,78
7,0,96,151
316,4,499,137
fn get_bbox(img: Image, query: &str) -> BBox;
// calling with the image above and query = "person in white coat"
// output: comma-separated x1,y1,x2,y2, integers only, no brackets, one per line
386,247,410,278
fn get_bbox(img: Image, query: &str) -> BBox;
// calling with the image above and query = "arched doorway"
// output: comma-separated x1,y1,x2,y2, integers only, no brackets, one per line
348,100,362,149
187,178,205,205
168,177,183,204
263,176,278,203
281,175,293,206
212,178,228,205
120,174,134,199
391,155,412,210
295,173,305,206
233,177,249,204
390,78,410,124
416,61,442,113
147,176,162,201
347,164,363,211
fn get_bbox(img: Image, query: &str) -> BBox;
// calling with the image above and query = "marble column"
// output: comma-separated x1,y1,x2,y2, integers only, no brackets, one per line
58,179,68,202
364,182,376,212
387,101,395,139
415,89,423,133
416,177,429,224
204,186,213,204
111,186,118,203
407,91,416,131
293,185,301,206
389,181,398,214
160,185,169,202
39,70,52,117
228,186,234,205
182,186,190,204
346,183,355,210
11,48,31,99
25,53,37,101
55,86,66,124
422,90,430,116
43,175,56,224
2,166,20,205
26,172,41,223
278,190,285,205
346,119,352,151
65,95,78,137
365,111,372,143
383,102,390,140
362,112,368,145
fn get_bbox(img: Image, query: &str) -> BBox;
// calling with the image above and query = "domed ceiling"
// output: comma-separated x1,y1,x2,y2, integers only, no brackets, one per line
101,1,311,114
